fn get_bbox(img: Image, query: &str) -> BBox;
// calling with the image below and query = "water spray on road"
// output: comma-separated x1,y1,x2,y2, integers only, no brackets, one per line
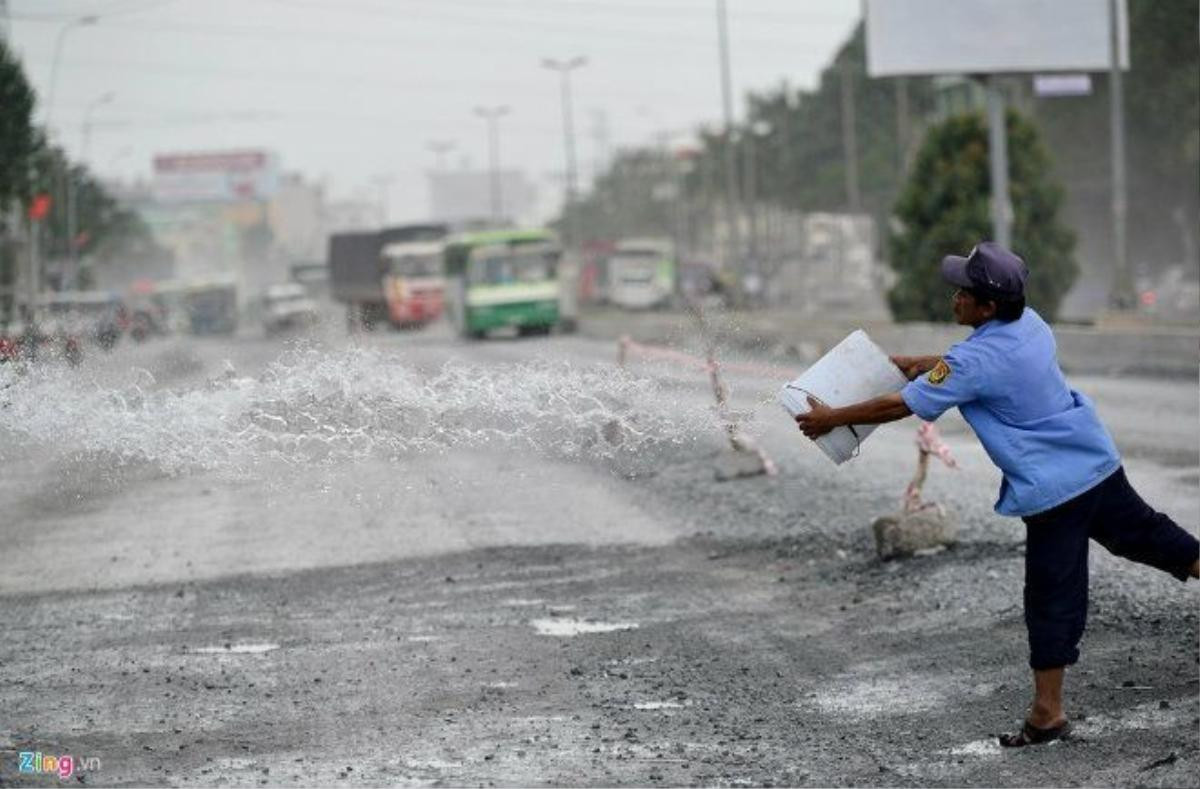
0,346,748,477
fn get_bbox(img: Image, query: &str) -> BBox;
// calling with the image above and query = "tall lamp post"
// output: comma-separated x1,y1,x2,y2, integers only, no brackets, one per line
473,105,510,224
45,14,98,130
27,13,96,313
541,56,586,248
80,91,114,164
425,140,456,172
68,91,114,281
714,0,743,294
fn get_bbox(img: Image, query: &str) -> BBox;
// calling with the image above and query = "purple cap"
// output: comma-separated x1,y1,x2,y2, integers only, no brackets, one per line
941,241,1028,301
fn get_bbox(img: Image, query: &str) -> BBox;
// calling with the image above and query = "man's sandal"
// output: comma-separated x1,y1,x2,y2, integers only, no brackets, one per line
998,719,1071,747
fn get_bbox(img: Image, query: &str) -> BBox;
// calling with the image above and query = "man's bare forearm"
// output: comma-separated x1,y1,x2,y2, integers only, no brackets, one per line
829,392,912,427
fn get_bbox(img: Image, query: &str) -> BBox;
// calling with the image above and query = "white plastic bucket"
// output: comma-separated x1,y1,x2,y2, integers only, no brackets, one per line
778,329,908,465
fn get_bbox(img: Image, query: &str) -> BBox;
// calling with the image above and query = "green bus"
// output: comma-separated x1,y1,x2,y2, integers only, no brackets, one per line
444,229,564,339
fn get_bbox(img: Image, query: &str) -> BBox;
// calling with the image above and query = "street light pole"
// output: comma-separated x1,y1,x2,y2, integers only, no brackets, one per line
34,14,96,301
68,91,114,282
44,15,98,131
473,105,510,224
426,140,456,171
542,56,587,248
715,0,742,286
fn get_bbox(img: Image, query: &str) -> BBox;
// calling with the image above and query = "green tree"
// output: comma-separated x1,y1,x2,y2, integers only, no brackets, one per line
558,22,938,250
1031,0,1198,278
559,148,677,243
888,111,1077,322
0,40,37,205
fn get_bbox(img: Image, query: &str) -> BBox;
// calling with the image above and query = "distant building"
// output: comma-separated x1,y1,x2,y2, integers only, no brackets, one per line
268,173,325,262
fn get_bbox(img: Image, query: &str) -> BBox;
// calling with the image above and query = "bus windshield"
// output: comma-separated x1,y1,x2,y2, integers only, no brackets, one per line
387,253,441,278
468,248,558,286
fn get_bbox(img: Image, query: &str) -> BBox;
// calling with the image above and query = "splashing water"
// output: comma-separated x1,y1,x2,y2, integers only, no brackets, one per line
0,346,739,476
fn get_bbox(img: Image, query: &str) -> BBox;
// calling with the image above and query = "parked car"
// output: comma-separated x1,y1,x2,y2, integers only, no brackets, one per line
261,283,320,335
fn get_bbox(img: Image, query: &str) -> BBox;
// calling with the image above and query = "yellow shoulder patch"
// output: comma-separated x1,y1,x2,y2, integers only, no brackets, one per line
927,359,951,385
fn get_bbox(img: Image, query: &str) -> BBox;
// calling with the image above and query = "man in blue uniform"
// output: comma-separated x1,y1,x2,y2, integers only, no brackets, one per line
795,242,1199,747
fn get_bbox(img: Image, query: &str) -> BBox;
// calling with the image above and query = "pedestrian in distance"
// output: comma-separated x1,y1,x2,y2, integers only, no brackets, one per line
793,241,1200,747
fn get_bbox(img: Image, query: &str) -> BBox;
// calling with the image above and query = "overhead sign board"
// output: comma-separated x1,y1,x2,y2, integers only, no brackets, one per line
152,149,279,204
865,0,1129,78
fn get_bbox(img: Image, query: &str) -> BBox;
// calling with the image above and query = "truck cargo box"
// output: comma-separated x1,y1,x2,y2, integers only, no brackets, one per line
327,231,384,304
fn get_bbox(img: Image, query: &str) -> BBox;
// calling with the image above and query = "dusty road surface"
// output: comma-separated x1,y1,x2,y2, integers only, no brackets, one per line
1,322,1197,787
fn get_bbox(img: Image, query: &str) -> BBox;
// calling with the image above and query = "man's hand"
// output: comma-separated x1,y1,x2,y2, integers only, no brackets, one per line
794,395,840,439
890,355,938,381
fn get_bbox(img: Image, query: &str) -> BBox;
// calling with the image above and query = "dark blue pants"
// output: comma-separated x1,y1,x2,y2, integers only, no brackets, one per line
1020,467,1199,670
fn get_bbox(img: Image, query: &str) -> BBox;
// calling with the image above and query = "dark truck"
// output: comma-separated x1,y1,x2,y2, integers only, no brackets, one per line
327,223,448,331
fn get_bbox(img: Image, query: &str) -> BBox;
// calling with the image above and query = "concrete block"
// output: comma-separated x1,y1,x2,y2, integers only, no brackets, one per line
713,449,770,481
872,506,958,560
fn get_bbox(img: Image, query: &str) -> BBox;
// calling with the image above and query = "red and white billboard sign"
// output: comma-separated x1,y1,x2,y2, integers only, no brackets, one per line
152,149,278,203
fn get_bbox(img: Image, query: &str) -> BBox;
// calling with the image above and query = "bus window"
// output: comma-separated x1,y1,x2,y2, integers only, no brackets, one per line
511,251,557,282
467,252,553,284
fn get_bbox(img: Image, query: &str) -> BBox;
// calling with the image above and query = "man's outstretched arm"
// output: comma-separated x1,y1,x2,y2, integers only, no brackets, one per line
794,392,912,439
889,355,942,381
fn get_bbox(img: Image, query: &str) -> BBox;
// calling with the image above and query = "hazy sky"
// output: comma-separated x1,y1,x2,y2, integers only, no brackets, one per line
7,0,861,221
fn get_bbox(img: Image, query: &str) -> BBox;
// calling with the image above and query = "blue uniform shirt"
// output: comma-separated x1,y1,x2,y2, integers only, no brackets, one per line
900,308,1121,517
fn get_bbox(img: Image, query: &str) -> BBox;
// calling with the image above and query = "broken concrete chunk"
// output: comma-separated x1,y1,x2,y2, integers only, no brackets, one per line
712,448,771,482
872,507,957,560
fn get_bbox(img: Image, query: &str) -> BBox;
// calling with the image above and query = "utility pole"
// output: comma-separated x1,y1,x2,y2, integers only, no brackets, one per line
473,105,510,224
589,110,610,179
1107,0,1132,308
370,173,395,226
839,58,861,212
542,56,587,248
715,0,742,286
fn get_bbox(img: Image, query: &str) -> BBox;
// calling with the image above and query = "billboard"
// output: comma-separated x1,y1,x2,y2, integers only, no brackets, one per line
152,149,279,204
865,0,1129,78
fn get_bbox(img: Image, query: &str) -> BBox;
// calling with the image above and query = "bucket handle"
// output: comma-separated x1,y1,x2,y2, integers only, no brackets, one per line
784,384,862,459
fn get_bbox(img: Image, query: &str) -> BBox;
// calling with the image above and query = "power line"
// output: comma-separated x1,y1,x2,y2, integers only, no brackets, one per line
10,0,177,20
19,51,694,105
9,8,854,51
